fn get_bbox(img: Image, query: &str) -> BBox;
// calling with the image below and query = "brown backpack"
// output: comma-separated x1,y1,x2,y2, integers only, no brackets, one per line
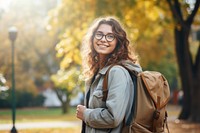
102,64,170,133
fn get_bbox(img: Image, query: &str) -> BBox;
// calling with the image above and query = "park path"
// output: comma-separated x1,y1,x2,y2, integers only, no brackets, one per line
0,121,81,130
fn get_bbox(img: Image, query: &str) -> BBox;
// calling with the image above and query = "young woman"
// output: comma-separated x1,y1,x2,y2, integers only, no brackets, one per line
76,16,142,133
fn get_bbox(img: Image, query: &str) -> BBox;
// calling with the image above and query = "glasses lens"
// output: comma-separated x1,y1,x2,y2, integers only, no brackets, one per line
94,33,115,42
106,34,115,42
95,33,103,40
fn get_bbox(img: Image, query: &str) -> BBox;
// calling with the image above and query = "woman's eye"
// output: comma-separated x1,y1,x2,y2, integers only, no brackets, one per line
95,33,102,38
96,34,102,37
107,35,114,39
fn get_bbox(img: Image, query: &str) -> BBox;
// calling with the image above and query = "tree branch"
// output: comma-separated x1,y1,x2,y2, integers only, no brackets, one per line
186,0,200,25
166,0,185,26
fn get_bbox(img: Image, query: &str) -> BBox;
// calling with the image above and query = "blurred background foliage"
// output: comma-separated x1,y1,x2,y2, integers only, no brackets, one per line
0,0,199,113
48,0,178,91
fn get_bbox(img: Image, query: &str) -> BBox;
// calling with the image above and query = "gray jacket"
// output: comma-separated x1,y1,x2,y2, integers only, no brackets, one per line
83,60,142,133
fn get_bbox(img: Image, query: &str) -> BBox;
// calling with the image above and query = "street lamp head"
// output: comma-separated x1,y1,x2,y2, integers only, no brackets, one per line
8,26,18,42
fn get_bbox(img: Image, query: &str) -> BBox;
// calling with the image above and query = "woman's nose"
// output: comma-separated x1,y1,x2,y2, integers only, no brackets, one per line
100,35,106,42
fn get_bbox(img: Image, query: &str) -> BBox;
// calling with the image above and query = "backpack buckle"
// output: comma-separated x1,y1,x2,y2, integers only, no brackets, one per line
153,110,160,120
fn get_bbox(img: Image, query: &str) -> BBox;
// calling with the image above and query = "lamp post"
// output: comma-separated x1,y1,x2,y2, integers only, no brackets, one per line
197,29,200,42
8,26,18,133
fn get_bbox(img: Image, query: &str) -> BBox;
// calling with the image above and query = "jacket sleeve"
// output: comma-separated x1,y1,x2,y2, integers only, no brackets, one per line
83,66,132,128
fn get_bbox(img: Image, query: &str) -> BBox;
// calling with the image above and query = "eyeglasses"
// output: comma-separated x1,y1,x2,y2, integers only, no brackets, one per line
94,32,115,42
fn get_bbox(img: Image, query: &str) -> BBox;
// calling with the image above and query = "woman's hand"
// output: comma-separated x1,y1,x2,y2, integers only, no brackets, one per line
76,105,86,120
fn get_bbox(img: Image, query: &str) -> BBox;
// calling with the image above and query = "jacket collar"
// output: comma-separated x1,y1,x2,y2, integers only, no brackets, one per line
98,64,114,75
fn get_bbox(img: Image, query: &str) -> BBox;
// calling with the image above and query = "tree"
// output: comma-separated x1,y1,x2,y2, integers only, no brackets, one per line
48,0,94,113
0,0,59,94
51,67,83,113
166,0,200,122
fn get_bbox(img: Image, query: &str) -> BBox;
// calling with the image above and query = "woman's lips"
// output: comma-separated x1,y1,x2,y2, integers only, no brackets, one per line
97,44,109,47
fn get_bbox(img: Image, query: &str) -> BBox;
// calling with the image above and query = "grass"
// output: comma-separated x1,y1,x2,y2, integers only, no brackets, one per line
0,107,78,123
0,107,81,133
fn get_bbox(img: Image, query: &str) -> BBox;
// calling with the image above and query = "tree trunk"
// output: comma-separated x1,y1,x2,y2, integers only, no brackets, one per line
62,101,67,114
175,25,200,122
175,27,191,120
190,45,200,122
63,95,71,114
190,78,200,122
55,89,70,114
166,0,200,123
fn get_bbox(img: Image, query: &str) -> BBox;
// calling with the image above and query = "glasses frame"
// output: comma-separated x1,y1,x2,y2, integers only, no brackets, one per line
94,32,115,42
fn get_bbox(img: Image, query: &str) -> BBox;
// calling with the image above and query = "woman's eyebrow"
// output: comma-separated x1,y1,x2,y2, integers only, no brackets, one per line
96,31,113,34
96,31,103,33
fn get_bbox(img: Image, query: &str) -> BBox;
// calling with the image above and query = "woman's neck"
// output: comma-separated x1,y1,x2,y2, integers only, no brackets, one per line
99,61,106,69
99,55,107,69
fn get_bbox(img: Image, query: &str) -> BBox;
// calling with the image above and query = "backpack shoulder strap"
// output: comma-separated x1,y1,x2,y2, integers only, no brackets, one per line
102,63,137,101
102,64,116,102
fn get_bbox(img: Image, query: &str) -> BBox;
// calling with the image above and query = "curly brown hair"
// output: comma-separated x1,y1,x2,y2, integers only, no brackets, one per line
81,16,138,80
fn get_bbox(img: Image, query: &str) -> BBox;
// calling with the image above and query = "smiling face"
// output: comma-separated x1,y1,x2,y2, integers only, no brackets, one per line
93,24,117,60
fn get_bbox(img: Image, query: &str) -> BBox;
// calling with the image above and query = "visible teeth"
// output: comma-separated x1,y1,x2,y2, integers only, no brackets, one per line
98,44,108,47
